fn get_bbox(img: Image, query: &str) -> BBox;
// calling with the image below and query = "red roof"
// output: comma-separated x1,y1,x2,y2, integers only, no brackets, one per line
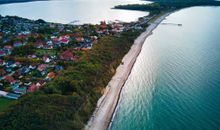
60,39,69,43
4,76,16,84
27,84,38,92
81,48,88,51
37,64,47,72
47,72,56,79
59,35,69,40
60,50,74,61
75,37,83,42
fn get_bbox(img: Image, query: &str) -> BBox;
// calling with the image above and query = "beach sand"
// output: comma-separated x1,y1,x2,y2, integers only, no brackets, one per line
85,12,171,130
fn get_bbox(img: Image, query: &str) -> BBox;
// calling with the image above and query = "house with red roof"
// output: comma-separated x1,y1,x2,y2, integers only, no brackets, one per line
60,39,69,44
47,72,56,79
4,76,16,84
60,50,75,61
27,84,39,92
37,64,47,72
75,37,84,43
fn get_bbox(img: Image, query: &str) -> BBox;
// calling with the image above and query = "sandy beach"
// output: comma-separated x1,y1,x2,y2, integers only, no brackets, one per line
85,12,171,130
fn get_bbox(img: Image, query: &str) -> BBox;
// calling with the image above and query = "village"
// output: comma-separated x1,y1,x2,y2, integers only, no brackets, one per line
0,15,149,99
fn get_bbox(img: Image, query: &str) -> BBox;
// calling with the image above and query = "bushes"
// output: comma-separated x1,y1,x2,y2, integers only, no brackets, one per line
0,94,83,130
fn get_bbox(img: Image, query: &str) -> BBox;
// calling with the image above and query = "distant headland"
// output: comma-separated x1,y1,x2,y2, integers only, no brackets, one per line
0,0,46,5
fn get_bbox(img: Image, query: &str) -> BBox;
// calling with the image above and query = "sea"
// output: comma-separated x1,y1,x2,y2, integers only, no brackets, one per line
0,0,149,24
110,6,220,130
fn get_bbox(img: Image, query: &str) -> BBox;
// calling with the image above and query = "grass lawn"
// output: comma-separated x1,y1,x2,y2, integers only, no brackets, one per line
0,98,13,112
36,49,57,56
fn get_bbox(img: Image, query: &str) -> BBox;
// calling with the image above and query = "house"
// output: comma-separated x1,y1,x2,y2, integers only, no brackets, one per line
55,65,64,72
6,61,15,68
29,63,38,70
86,43,93,49
37,64,47,72
75,37,84,43
36,80,46,87
37,64,47,75
24,80,32,86
47,72,56,79
81,48,88,52
43,55,51,63
13,71,22,79
11,83,20,90
0,90,8,97
20,66,30,75
5,67,13,73
3,45,13,51
60,50,74,61
0,69,6,77
4,76,16,84
59,35,70,40
53,40,62,47
0,50,6,57
17,34,26,39
43,45,53,49
15,62,22,68
13,41,23,47
100,21,107,29
34,41,44,48
74,47,81,51
27,84,38,92
46,40,53,45
5,93,20,100
13,87,26,94
0,60,5,66
28,54,37,59
60,39,69,44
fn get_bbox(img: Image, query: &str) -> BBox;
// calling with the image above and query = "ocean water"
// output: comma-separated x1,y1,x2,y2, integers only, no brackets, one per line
110,7,220,130
0,0,149,24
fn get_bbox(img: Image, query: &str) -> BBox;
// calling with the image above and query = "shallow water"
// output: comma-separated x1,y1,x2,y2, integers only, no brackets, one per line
110,7,220,130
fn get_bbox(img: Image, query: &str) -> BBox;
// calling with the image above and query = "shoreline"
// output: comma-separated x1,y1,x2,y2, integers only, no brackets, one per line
85,12,172,130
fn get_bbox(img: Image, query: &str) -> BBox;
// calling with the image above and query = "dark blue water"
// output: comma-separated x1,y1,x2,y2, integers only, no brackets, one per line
110,7,220,130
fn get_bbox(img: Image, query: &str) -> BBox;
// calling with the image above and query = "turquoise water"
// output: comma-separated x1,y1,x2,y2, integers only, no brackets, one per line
110,7,220,130
0,0,149,24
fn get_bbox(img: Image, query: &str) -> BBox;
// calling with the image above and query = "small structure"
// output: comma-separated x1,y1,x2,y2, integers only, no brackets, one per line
60,50,75,61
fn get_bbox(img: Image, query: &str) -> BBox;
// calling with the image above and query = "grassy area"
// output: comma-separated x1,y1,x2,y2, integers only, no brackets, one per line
35,49,57,56
0,98,12,112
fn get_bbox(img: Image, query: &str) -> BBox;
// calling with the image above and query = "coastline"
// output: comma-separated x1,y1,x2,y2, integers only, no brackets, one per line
85,12,172,130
